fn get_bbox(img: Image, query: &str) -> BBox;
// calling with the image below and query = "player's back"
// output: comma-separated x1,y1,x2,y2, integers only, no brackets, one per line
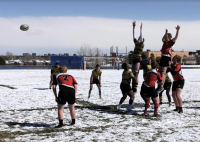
144,69,162,87
57,73,77,89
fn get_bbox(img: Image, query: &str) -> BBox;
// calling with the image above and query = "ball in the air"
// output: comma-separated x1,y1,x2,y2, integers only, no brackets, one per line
20,24,29,31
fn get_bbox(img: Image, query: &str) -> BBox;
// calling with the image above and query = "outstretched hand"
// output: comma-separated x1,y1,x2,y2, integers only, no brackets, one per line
132,21,136,27
176,25,180,30
165,29,168,34
140,22,143,30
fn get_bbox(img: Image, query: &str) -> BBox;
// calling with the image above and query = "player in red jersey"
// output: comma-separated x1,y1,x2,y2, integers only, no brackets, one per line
167,55,184,113
157,25,180,93
54,65,78,128
139,56,155,103
142,61,163,116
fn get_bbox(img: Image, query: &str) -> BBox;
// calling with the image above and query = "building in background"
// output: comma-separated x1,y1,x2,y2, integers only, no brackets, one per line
142,50,197,64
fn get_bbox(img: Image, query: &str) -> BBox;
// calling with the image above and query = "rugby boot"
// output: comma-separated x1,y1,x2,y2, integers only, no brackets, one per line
117,104,121,110
178,107,183,113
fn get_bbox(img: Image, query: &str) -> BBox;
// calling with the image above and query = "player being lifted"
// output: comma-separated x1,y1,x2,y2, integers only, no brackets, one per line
142,61,163,116
117,63,135,111
159,73,172,108
131,21,145,92
167,55,184,113
54,65,78,128
88,64,102,99
157,25,180,93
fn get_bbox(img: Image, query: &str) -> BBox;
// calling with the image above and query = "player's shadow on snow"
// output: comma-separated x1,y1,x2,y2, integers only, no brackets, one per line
5,122,53,128
33,88,49,90
83,105,146,115
185,107,200,109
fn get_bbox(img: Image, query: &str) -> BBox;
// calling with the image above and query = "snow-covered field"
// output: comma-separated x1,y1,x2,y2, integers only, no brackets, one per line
0,69,200,141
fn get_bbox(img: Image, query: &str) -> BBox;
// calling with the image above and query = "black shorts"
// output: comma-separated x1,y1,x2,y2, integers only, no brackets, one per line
120,83,132,94
57,87,75,105
172,79,185,91
145,87,158,99
52,75,57,86
132,58,140,66
140,82,147,95
159,56,171,67
164,82,172,90
91,78,100,84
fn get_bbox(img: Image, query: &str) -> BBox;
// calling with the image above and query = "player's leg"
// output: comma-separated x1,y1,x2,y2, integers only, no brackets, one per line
159,90,164,106
172,81,179,111
151,87,159,116
117,93,127,110
88,84,93,99
52,75,57,97
132,62,140,92
165,82,172,107
176,88,183,113
172,91,179,111
96,83,101,98
49,75,53,89
156,66,166,93
53,85,57,96
152,97,159,116
119,93,127,105
161,67,167,84
68,88,76,126
176,79,184,113
144,97,150,115
166,89,172,107
68,104,76,126
156,56,170,93
144,87,151,114
127,90,135,110
140,82,146,103
55,104,65,128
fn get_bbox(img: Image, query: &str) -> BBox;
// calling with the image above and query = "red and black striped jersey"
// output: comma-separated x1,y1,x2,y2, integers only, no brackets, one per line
144,69,163,87
167,63,184,81
56,73,77,89
161,40,175,58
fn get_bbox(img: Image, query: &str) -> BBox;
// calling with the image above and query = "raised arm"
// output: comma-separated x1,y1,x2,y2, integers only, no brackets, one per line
140,22,143,42
132,21,136,40
172,25,180,42
162,29,169,42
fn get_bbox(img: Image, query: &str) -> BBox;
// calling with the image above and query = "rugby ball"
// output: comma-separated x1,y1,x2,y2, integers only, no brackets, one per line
20,24,29,31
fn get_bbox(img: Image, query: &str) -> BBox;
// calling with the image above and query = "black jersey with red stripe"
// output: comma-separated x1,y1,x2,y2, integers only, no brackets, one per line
144,69,163,87
167,63,184,81
161,40,175,57
56,73,77,89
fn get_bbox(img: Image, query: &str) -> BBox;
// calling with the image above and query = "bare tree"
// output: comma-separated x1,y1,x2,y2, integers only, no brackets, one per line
6,52,13,60
77,44,101,57
22,54,32,65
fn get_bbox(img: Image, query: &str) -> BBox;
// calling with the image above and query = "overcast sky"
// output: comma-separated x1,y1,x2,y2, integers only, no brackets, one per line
0,0,199,56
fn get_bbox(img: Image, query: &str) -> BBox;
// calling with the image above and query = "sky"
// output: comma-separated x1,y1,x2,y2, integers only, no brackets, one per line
0,0,200,56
